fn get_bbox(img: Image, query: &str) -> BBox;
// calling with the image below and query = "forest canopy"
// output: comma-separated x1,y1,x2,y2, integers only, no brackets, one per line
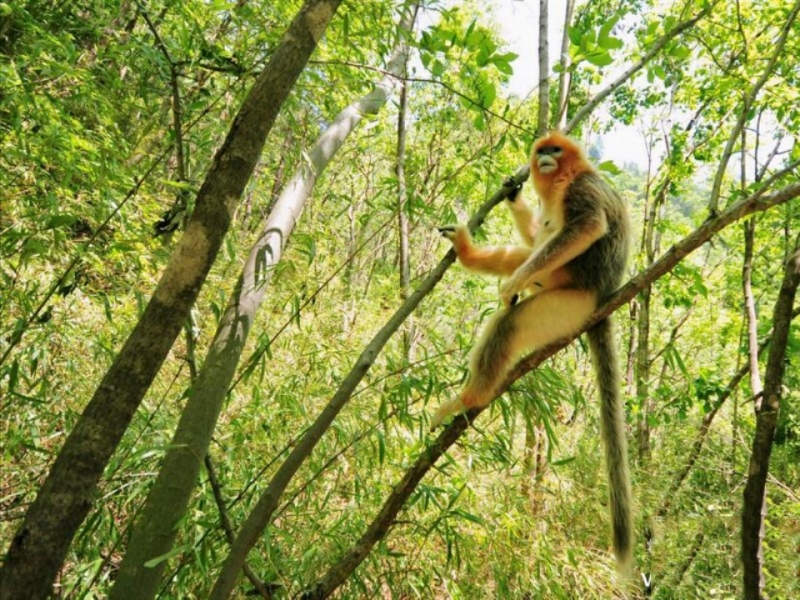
1,0,799,598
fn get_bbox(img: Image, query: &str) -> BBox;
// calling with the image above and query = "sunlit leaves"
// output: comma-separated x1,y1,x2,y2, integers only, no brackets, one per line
418,12,517,112
568,13,622,68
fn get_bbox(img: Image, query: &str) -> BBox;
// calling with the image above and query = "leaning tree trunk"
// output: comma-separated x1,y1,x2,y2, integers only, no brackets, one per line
108,6,418,600
0,2,342,599
741,243,800,600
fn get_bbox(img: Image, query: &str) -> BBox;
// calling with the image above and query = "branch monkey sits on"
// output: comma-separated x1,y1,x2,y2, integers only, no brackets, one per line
433,132,633,571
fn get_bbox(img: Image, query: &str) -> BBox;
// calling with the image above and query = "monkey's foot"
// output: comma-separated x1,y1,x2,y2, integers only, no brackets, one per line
429,398,465,431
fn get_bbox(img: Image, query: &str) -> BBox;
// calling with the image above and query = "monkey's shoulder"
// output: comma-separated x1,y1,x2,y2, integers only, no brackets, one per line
566,170,619,201
563,170,623,216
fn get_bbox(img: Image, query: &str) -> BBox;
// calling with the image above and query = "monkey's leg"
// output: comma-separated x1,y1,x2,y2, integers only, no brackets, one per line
438,225,531,276
431,289,597,428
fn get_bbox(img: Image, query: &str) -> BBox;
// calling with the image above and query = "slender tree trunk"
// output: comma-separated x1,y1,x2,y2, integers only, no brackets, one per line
396,48,414,360
200,8,420,599
741,243,800,599
624,300,639,395
554,0,575,129
536,0,549,136
635,286,652,462
342,197,358,332
742,221,762,398
0,3,341,598
109,7,414,600
741,127,763,406
522,0,553,502
635,175,663,464
521,416,548,510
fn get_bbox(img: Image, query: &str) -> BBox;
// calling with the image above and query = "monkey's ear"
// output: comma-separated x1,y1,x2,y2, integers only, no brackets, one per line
503,176,524,202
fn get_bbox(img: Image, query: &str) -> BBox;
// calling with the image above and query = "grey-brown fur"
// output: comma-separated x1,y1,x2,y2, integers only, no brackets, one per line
588,317,633,570
562,172,630,297
562,171,633,570
513,170,630,299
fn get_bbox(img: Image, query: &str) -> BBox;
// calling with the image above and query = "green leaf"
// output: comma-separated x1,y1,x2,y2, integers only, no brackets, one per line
143,544,189,568
669,45,691,60
463,18,477,46
585,51,613,67
376,430,385,465
494,59,513,75
452,508,485,525
479,82,496,108
598,15,620,44
476,44,491,67
568,25,583,46
597,160,621,175
159,179,196,191
598,36,624,50
492,51,518,63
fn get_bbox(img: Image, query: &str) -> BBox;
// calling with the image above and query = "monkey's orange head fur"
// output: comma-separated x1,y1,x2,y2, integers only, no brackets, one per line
530,132,593,198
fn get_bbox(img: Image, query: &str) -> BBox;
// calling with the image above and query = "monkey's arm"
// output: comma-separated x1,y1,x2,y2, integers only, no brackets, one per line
499,212,607,306
503,178,538,246
439,225,531,276
506,197,538,246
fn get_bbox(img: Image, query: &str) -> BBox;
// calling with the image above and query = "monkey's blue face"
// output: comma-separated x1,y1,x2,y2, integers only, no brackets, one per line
535,145,563,174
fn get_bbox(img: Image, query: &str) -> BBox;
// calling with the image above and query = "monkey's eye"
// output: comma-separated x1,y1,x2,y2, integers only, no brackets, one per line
537,145,563,155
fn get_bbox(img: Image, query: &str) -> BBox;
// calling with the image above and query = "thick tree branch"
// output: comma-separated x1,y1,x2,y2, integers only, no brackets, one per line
301,182,800,598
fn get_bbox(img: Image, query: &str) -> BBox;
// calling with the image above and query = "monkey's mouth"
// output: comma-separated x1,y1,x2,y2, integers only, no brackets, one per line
537,156,557,174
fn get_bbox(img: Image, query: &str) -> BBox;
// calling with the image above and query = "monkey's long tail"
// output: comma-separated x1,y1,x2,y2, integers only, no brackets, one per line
587,317,633,574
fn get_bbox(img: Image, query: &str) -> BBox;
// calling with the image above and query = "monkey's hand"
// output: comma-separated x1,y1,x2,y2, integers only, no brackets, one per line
503,176,524,202
437,224,458,241
437,223,470,245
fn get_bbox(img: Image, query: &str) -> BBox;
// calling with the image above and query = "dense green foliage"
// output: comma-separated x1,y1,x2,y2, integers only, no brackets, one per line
1,0,799,598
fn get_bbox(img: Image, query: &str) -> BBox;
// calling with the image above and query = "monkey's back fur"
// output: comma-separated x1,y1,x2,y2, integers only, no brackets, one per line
556,167,634,572
561,171,630,298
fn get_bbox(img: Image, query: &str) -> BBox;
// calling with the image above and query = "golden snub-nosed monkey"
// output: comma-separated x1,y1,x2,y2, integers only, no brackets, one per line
434,132,634,573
